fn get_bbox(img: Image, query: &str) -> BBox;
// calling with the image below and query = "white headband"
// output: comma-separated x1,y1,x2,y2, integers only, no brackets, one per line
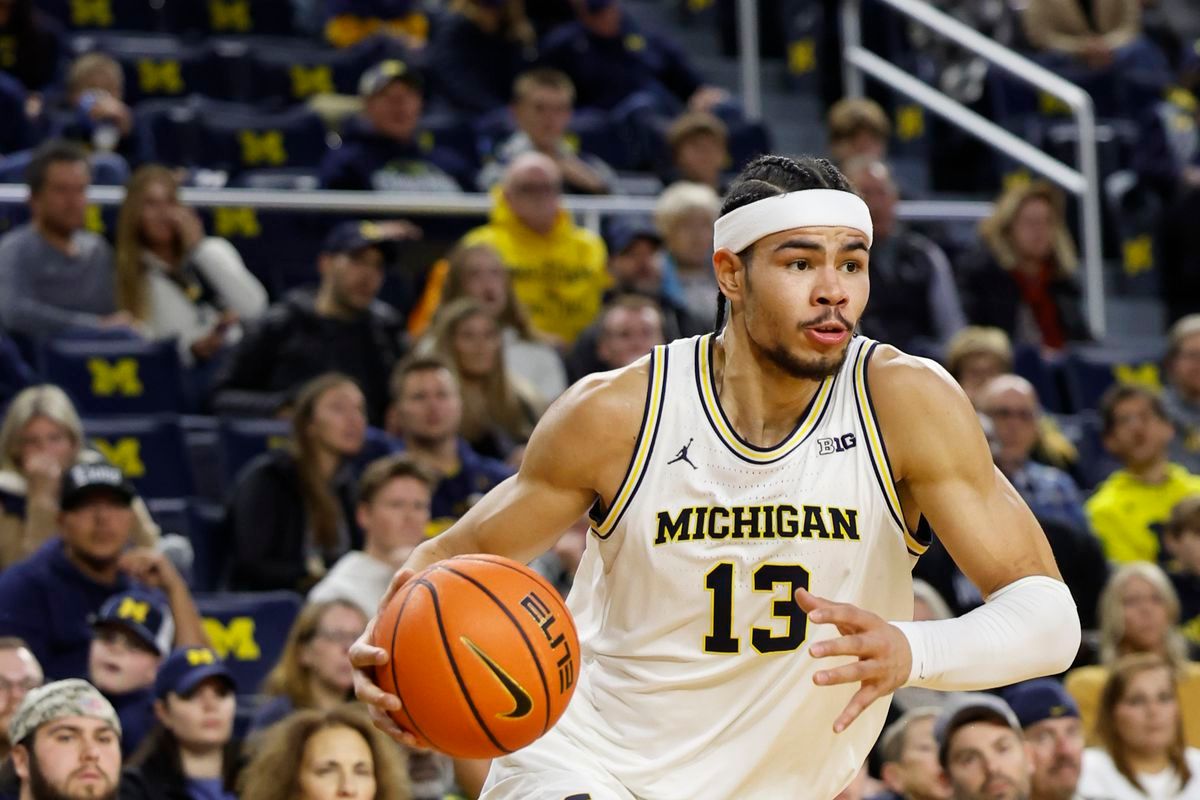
713,189,874,253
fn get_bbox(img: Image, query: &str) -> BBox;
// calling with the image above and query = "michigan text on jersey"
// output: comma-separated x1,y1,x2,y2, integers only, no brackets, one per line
654,504,859,545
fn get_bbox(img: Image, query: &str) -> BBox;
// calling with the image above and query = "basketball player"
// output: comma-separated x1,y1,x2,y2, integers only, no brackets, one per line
351,155,1081,799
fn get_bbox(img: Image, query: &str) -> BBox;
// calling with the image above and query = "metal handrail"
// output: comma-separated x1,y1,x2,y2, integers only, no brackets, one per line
841,0,1105,336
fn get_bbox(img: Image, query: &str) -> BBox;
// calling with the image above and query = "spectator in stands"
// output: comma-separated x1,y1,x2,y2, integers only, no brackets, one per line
936,695,1034,800
120,647,240,800
1151,59,1200,325
87,588,174,757
1003,679,1085,800
826,97,890,168
538,0,728,113
1164,497,1200,655
324,0,429,49
0,334,34,408
662,111,730,193
0,462,206,681
875,706,952,800
429,0,537,115
422,298,540,463
566,293,665,382
943,326,1014,408
602,216,704,341
462,152,608,344
114,166,268,368
0,141,136,339
0,639,41,762
7,679,122,800
309,454,434,618
1163,315,1200,473
655,180,720,327
383,356,512,536
1066,563,1200,748
1087,384,1200,564
959,181,1090,352
210,221,408,426
478,68,615,194
320,60,471,193
842,158,964,352
1077,653,1200,798
0,0,61,95
226,374,366,593
250,600,367,732
51,53,150,165
240,705,411,800
0,385,161,569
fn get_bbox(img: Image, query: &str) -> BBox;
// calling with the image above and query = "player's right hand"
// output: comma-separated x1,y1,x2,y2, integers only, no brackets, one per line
349,567,431,750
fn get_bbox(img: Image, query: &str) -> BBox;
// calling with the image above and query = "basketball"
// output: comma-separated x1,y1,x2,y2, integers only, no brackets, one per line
372,554,580,759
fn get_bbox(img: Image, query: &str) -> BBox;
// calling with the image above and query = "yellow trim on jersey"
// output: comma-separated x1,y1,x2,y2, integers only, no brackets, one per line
853,342,926,555
593,345,668,538
697,334,834,463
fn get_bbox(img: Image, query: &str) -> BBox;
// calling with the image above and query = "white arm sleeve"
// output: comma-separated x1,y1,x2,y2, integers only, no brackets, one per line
892,575,1081,690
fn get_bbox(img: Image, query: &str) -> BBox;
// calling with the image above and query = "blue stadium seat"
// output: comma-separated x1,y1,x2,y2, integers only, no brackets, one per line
40,0,163,32
198,206,329,296
195,104,330,176
187,499,229,591
418,112,482,172
1054,410,1120,492
1061,343,1165,413
218,417,291,490
83,414,195,499
135,99,202,167
191,0,297,37
247,39,386,106
41,338,185,416
1013,343,1064,414
196,591,303,696
75,34,217,104
567,109,638,172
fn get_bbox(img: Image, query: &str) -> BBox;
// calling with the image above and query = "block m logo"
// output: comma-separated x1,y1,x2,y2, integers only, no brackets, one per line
137,60,185,95
290,65,334,98
91,438,145,478
117,597,149,624
203,617,262,660
239,130,287,166
87,358,143,397
209,0,252,32
71,0,113,27
214,207,261,238
1113,363,1161,392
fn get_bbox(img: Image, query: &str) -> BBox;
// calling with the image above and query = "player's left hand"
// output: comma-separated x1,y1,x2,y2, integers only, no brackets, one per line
795,587,912,734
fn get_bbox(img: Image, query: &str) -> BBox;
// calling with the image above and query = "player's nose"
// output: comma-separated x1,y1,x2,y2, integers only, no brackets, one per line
811,266,849,306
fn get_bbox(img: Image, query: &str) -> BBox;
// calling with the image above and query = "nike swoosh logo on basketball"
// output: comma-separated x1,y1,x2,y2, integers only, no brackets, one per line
461,636,533,719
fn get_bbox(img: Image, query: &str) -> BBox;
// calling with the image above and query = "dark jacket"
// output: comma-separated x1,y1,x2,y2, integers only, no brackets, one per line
429,12,536,114
956,246,1091,344
0,9,63,92
209,288,406,427
119,734,242,800
318,115,473,192
225,448,361,593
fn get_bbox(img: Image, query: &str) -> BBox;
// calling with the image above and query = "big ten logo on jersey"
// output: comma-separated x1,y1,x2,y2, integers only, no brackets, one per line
137,60,185,96
239,130,287,167
520,592,575,693
203,617,261,660
91,438,145,478
88,357,144,397
71,0,113,27
817,432,856,456
209,0,252,32
290,65,334,98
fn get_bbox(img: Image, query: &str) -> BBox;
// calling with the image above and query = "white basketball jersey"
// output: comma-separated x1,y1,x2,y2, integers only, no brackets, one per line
553,333,928,800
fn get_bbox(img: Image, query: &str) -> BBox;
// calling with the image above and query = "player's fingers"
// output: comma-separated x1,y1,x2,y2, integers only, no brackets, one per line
378,568,415,613
353,666,402,710
365,702,414,742
813,659,874,688
832,685,882,734
793,586,836,616
806,600,878,634
348,637,388,668
808,633,871,659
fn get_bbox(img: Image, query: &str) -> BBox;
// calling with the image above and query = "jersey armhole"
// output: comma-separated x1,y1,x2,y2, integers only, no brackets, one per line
591,345,670,539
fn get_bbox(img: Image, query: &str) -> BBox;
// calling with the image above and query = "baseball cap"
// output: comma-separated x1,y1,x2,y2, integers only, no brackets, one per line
358,59,423,98
935,693,1022,765
60,462,136,511
1002,679,1079,729
154,647,236,700
8,679,121,746
604,217,661,256
321,220,402,258
91,588,174,657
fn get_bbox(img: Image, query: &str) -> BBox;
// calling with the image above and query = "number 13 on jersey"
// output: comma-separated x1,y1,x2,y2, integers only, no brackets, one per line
704,562,811,654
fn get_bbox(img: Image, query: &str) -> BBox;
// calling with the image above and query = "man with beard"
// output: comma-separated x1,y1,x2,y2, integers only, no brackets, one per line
7,679,122,800
937,694,1034,800
1004,679,1085,800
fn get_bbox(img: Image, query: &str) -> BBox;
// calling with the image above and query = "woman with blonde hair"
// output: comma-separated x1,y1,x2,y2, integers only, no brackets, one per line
1066,563,1200,746
248,599,368,732
0,385,157,568
1077,653,1200,799
957,180,1091,350
226,373,366,592
240,705,411,800
114,165,267,365
421,298,540,463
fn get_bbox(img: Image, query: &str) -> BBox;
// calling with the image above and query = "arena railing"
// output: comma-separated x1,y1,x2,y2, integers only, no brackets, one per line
839,0,1105,337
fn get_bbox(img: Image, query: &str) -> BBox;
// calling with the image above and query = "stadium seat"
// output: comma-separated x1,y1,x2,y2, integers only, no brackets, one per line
136,98,203,167
187,499,229,591
196,591,303,696
1061,343,1165,413
199,206,329,296
40,0,163,32
567,108,639,172
1054,410,1120,492
218,417,291,490
74,33,218,104
246,38,391,106
1104,170,1162,297
83,414,196,499
41,338,186,416
1013,343,1065,415
194,104,330,176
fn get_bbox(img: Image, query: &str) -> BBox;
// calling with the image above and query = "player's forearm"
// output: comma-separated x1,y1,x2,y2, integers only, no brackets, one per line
892,575,1080,690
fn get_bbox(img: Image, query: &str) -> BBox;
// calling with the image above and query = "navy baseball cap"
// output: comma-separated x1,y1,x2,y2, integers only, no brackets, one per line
358,59,423,97
1003,678,1079,729
91,588,174,657
155,647,236,700
321,220,401,257
60,463,136,511
604,217,661,256
935,693,1022,765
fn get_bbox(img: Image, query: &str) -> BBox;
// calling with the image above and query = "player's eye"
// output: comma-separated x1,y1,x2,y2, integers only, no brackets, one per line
842,261,861,273
789,260,809,270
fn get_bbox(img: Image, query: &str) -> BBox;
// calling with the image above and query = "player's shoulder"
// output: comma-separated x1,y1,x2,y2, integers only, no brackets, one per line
864,341,964,406
538,353,655,440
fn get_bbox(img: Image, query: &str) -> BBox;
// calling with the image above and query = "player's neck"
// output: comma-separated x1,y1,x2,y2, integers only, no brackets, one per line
713,329,825,447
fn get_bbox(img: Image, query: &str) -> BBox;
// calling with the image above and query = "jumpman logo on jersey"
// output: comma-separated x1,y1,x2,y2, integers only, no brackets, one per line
668,438,697,469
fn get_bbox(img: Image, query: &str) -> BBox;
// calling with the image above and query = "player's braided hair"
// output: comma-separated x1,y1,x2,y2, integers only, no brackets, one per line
713,155,855,332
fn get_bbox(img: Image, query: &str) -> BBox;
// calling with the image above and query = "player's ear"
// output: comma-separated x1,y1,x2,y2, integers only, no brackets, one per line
713,247,746,304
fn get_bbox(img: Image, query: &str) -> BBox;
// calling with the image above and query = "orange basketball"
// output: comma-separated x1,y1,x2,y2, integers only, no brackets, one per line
372,554,580,759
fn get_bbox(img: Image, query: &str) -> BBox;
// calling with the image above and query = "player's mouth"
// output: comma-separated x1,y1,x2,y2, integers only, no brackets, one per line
803,323,849,346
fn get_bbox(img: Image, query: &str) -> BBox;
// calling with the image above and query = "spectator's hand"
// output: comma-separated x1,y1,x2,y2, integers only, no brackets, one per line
795,587,912,733
86,91,134,136
1080,38,1114,69
169,206,206,252
557,154,611,194
190,327,227,362
119,547,186,593
350,567,433,749
23,453,63,504
688,85,730,113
